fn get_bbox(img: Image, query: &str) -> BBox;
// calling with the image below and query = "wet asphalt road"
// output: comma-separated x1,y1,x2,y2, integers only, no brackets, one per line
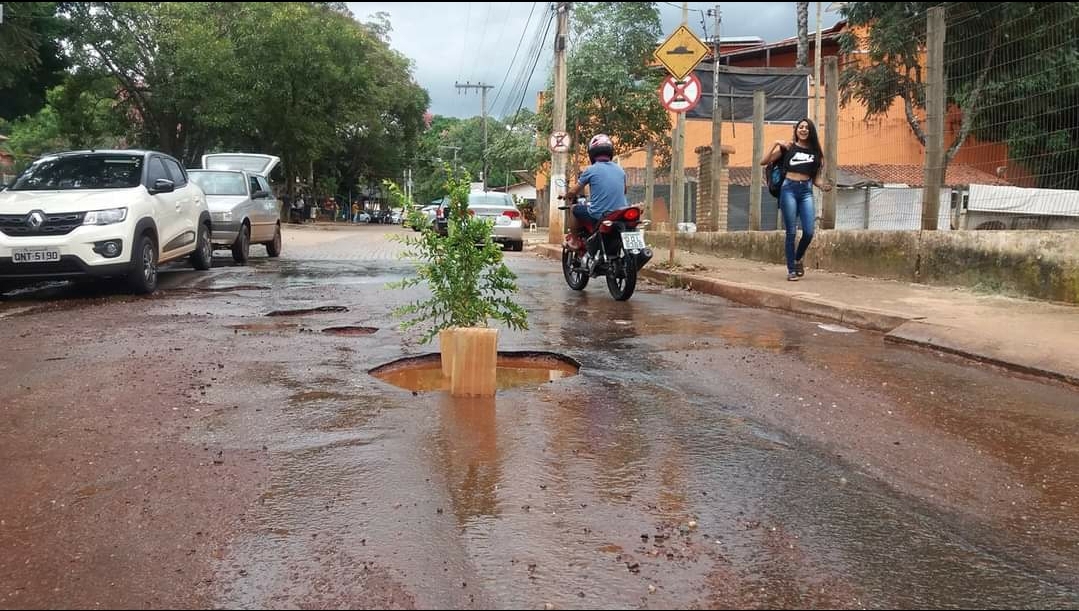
1,224,1077,609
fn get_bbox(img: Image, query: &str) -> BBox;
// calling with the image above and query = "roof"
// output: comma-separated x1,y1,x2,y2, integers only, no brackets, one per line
713,164,1008,189
843,164,1012,188
715,21,847,60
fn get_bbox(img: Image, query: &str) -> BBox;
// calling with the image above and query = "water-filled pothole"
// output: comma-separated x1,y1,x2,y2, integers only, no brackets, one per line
370,351,580,392
266,305,349,317
322,326,378,336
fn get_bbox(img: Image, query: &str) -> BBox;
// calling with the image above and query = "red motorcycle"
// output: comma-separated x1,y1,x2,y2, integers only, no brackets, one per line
559,202,653,301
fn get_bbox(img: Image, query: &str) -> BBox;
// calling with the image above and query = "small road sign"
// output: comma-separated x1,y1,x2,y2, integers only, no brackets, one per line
659,74,702,113
548,131,571,153
654,24,710,80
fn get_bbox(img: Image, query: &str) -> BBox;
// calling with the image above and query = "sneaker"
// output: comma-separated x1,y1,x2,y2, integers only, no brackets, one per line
787,272,800,281
794,260,805,277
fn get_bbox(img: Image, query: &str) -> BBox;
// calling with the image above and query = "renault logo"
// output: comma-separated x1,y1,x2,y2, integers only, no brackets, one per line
27,211,45,229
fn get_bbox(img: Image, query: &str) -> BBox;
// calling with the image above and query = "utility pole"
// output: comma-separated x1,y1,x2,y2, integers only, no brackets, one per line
548,2,570,245
708,4,722,233
454,81,494,187
669,2,689,264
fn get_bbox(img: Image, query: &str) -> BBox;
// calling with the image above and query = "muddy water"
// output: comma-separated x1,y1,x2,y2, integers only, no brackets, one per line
371,353,579,392
2,231,1077,609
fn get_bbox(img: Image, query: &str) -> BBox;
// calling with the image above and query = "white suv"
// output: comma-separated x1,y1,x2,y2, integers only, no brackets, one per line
0,150,213,293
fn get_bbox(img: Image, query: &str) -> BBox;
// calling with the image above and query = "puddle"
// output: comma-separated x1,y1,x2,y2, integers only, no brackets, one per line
370,351,580,393
322,326,378,336
817,323,858,333
266,306,349,317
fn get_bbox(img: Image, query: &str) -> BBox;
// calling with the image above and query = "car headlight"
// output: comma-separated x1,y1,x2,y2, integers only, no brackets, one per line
213,211,233,222
83,208,128,225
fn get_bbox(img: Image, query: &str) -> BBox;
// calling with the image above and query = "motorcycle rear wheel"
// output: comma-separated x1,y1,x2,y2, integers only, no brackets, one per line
605,255,637,300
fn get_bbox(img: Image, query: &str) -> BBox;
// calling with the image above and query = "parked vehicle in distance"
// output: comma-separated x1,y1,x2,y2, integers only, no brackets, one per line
188,153,282,264
435,191,524,251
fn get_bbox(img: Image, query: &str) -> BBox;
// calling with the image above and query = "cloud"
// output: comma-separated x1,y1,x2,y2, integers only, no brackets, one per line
346,2,843,119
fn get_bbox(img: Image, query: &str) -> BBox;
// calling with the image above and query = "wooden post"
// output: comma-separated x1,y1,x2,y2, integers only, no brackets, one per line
922,6,946,230
822,56,839,229
750,91,765,231
644,142,655,221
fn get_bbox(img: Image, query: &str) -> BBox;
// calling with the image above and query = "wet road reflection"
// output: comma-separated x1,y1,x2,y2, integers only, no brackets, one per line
4,232,1075,609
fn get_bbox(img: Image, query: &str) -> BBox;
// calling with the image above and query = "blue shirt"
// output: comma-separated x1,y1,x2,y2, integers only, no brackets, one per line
577,161,627,219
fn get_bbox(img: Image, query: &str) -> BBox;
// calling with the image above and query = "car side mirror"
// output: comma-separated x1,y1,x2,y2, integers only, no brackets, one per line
252,190,270,199
150,178,175,194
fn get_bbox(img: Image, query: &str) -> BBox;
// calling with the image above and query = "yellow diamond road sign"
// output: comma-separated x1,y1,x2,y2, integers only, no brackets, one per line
654,25,710,81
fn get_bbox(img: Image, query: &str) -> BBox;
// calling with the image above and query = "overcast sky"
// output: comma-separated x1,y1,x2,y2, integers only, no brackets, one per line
345,2,843,119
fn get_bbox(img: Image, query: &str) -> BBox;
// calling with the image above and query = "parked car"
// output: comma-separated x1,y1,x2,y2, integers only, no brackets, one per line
0,149,213,293
188,153,282,264
435,191,524,251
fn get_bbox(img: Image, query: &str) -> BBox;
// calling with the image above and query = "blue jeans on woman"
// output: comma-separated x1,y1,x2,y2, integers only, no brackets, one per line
779,178,816,274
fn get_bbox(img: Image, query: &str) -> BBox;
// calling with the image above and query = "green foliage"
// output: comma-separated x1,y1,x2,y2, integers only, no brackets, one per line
839,2,1079,188
539,2,671,169
388,169,528,344
0,2,69,121
56,1,428,185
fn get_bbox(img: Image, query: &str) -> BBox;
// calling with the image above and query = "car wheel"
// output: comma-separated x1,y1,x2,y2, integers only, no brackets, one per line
232,223,250,264
511,240,524,252
265,223,282,257
127,233,158,294
190,222,213,270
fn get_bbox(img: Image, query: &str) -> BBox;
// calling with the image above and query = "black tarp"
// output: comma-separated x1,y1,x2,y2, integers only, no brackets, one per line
683,64,810,123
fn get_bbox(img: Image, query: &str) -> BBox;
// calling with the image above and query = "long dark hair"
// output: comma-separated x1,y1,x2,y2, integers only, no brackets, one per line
792,118,823,157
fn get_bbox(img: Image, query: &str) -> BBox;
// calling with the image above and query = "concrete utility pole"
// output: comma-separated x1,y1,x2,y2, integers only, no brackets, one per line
547,2,570,245
708,4,722,233
454,81,494,188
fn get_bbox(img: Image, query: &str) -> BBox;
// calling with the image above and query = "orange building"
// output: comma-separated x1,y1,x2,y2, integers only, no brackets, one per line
617,21,1014,185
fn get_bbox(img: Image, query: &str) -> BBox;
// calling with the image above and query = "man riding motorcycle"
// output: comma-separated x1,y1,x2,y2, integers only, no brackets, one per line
562,133,628,252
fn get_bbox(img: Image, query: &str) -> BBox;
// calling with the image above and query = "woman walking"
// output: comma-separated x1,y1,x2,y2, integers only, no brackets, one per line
760,118,832,281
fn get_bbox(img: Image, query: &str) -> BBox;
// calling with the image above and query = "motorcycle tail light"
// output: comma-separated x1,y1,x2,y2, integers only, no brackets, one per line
623,207,640,221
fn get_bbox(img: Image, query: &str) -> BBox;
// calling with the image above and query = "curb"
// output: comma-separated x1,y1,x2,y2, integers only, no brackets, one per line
533,243,910,332
531,243,1077,387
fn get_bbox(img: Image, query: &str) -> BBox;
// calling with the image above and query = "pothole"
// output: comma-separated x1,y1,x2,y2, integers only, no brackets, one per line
370,351,580,393
229,321,299,332
322,326,378,336
266,306,349,317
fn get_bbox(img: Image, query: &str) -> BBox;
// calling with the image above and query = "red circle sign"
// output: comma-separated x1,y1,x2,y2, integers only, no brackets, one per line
659,74,702,113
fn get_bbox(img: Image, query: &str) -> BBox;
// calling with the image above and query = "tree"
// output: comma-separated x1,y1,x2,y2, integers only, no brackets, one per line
66,2,244,165
0,2,69,121
540,2,671,172
839,2,1079,188
796,2,810,68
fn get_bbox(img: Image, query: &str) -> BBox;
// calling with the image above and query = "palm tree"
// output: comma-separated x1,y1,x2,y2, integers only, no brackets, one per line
796,2,809,67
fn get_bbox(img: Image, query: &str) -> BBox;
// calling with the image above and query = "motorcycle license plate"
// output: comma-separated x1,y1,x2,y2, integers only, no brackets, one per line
621,231,645,250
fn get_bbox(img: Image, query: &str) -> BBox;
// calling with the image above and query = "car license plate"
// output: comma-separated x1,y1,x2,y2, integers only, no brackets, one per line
12,248,60,263
621,231,646,250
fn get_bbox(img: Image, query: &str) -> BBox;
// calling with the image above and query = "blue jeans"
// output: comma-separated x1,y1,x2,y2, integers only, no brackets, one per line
779,179,816,273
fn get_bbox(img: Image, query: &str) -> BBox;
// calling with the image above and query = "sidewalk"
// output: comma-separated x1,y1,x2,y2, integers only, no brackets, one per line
528,231,1079,387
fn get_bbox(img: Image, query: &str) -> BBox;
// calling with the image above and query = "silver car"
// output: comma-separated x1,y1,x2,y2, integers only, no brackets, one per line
188,153,282,264
436,191,524,251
